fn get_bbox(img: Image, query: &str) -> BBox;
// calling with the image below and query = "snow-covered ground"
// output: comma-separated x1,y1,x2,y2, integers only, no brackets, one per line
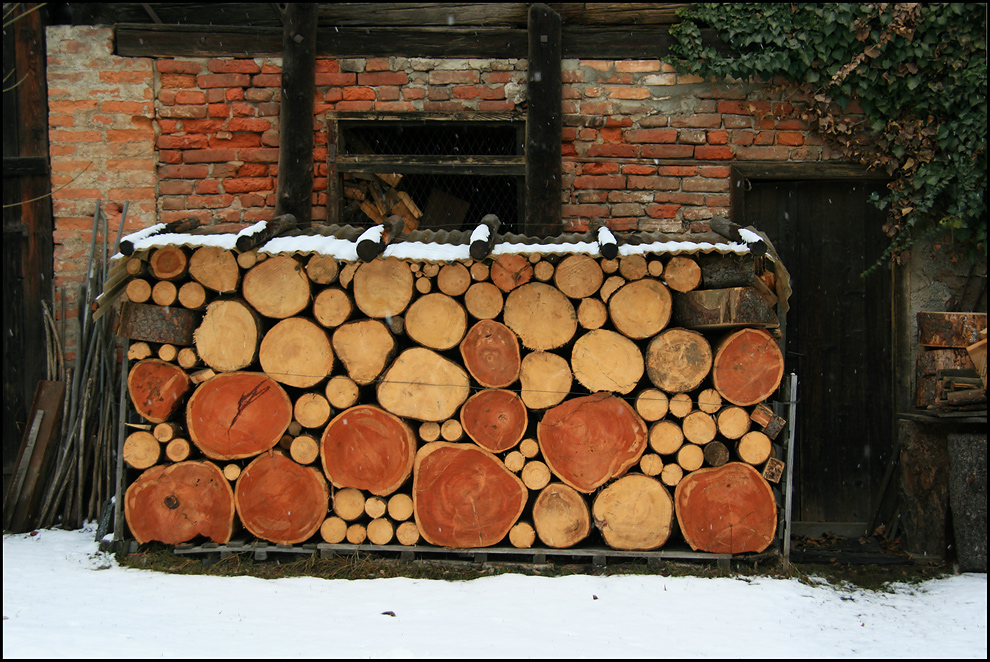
3,525,986,659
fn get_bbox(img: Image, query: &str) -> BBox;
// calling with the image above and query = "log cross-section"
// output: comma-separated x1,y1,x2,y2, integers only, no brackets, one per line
320,405,416,496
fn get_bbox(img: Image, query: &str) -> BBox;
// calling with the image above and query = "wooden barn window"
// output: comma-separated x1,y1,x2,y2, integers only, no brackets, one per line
327,111,526,233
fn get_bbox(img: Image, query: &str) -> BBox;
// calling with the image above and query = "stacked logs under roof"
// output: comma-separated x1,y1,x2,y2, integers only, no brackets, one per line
114,221,791,555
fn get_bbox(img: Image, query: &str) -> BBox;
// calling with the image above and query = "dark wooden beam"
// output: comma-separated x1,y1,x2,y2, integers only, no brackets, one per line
274,4,318,224
524,4,562,238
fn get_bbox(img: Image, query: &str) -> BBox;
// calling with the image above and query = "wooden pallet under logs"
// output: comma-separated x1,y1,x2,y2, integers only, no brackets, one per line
107,219,794,561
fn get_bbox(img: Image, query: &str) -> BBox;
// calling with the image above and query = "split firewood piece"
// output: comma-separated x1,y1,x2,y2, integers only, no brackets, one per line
440,419,463,441
532,482,591,549
312,288,353,328
128,359,192,424
571,329,644,395
149,246,188,281
194,299,262,372
325,375,360,410
697,387,722,414
189,246,240,293
190,368,215,384
242,255,311,319
518,351,572,410
413,442,528,548
460,319,521,388
464,281,504,320
509,521,536,548
151,280,177,307
332,487,366,521
649,420,684,456
593,474,674,551
290,435,320,465
405,293,468,350
538,393,648,493
367,518,394,545
599,274,625,303
396,521,420,546
682,411,716,446
332,319,396,386
677,443,705,472
504,282,577,351
364,496,388,519
640,453,664,476
717,406,751,440
703,440,730,467
387,493,414,521
165,438,192,463
763,457,785,483
460,389,528,453
673,287,779,330
123,431,160,469
320,516,348,543
235,452,329,545
321,405,416,496
660,463,683,488
352,257,414,319
437,262,471,297
490,254,534,292
663,256,702,293
128,341,153,361
125,461,234,545
750,403,787,440
521,460,552,491
646,327,713,393
712,328,784,406
618,254,647,281
577,298,608,330
339,262,359,289
675,462,777,554
305,254,339,285
294,392,332,429
736,430,772,465
635,388,669,422
377,347,471,422
554,254,604,299
608,278,672,339
668,392,693,418
519,438,540,459
259,317,334,389
185,371,292,460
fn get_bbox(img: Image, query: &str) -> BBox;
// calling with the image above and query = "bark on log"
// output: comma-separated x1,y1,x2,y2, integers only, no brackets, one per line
235,452,329,545
352,257,414,319
128,359,192,424
538,393,648,493
697,252,757,289
189,246,240,293
503,282,577,350
242,255,311,319
332,319,396,386
377,348,471,421
464,282,504,320
917,312,987,347
413,442,528,548
119,301,200,346
460,389,528,453
125,461,234,545
646,328,713,394
704,440,730,467
571,329,644,395
675,462,777,554
712,328,784,406
312,288,353,328
673,287,779,330
518,350,572,410
532,482,591,548
405,293,468,350
491,253,534,292
592,474,674,550
259,317,334,388
554,254,604,299
186,371,293,460
321,405,416,496
195,299,262,372
608,278,672,339
460,319,521,388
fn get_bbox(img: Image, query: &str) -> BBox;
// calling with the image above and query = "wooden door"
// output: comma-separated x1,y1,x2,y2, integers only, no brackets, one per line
742,179,893,526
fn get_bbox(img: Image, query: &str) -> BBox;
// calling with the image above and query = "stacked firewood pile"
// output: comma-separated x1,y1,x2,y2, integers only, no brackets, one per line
342,172,422,231
914,312,987,412
118,237,790,555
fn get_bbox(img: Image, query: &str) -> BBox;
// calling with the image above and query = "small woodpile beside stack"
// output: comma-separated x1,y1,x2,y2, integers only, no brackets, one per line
116,231,791,556
914,312,987,412
342,172,422,231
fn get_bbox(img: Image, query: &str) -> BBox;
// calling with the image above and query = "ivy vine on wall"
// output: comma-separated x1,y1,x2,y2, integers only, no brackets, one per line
666,3,987,273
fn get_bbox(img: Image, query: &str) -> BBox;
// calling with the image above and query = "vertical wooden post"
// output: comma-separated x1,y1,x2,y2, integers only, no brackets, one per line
275,4,318,224
525,3,562,238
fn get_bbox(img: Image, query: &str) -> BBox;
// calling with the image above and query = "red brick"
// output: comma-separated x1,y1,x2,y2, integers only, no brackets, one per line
198,73,250,88
562,218,591,232
336,100,374,111
705,194,730,207
228,118,271,132
159,180,194,195
428,70,479,85
581,162,620,175
671,114,722,129
209,133,261,149
50,130,103,143
615,60,660,73
376,86,401,101
252,73,282,87
173,90,205,105
621,164,657,175
158,134,209,150
159,105,208,119
261,131,280,147
315,72,357,86
599,127,623,143
101,100,153,114
587,143,637,158
160,73,197,89
226,88,246,102
777,132,805,146
157,60,202,74
183,148,238,163
562,203,609,217
183,119,226,134
195,179,220,195
607,218,639,231
159,164,209,179
258,102,280,116
683,177,728,192
452,85,481,99
316,59,340,73
654,191,706,205
238,193,269,207
645,204,680,218
694,145,734,160
208,59,261,74
484,71,514,84
238,148,279,163
343,87,376,101
358,71,409,86
162,210,212,224
608,86,650,100
627,176,679,190
208,104,231,118
657,166,699,177
186,194,236,209
707,130,728,145
577,191,609,204
624,128,677,144
245,88,274,103
402,88,426,100
754,131,775,146
212,164,238,178
573,175,625,190
677,129,708,145
159,150,182,164
229,102,255,117
641,144,694,159
98,69,151,85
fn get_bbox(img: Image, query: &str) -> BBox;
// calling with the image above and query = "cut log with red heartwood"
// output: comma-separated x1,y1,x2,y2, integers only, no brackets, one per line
127,359,192,424
459,389,528,453
537,393,648,493
320,405,416,496
711,328,785,406
413,442,528,548
234,451,329,545
186,372,293,460
460,319,521,388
